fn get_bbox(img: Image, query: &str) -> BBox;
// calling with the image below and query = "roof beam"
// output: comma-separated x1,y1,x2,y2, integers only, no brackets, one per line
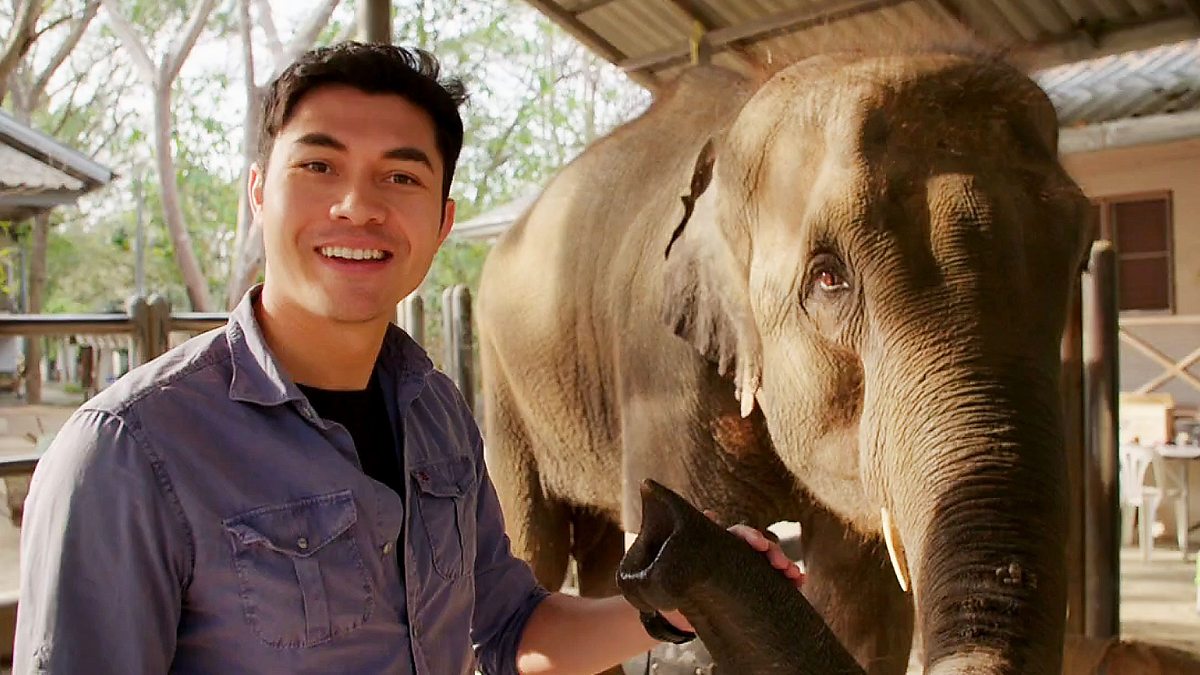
522,0,657,89
619,0,912,74
1024,9,1199,70
1184,0,1200,24
664,0,758,71
929,0,970,30
570,0,618,15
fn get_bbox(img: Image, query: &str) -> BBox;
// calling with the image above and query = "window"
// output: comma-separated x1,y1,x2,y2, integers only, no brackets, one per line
1091,193,1174,312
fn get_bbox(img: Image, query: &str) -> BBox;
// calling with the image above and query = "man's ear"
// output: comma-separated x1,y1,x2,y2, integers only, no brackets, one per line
248,162,266,217
438,198,456,245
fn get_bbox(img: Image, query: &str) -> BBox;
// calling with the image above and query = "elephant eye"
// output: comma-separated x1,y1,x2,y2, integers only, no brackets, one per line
817,270,849,292
808,252,851,295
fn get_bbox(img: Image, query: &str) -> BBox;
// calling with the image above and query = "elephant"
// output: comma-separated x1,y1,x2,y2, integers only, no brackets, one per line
620,479,1200,675
476,45,1094,675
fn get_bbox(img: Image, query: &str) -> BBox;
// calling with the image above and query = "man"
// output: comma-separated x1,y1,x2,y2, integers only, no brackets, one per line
15,43,802,674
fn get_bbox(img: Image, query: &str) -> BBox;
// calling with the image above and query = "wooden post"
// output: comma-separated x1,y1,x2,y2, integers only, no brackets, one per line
358,0,391,44
398,295,425,346
1082,241,1120,639
147,293,172,361
127,294,151,366
442,286,458,381
1061,278,1085,635
452,285,474,414
439,285,475,413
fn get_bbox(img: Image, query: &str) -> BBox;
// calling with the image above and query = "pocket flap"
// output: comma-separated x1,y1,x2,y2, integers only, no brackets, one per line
223,489,358,557
411,456,475,498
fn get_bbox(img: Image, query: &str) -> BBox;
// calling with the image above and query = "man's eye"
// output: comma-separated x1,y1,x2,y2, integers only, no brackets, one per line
388,173,419,185
301,161,331,173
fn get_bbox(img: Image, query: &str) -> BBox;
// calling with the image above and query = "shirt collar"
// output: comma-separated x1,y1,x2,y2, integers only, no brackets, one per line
226,285,434,407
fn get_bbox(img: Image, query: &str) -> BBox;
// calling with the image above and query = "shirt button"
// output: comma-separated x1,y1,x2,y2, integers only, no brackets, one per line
383,541,393,555
297,537,309,550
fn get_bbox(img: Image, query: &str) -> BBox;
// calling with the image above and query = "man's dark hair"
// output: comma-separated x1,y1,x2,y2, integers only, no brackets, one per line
257,42,468,201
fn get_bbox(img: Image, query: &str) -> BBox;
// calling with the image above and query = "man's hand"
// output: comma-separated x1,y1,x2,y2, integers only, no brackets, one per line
660,516,805,633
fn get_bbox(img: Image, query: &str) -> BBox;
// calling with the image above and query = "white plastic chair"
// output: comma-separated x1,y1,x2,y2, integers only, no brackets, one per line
1119,443,1189,560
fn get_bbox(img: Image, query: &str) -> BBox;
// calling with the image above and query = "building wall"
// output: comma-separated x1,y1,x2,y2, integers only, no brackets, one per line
1062,139,1200,549
1061,137,1200,314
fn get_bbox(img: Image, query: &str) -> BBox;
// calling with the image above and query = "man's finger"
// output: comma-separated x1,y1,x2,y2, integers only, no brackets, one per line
728,524,770,551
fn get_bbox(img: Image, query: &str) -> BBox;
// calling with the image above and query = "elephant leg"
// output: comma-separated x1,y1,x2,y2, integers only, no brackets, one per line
482,371,571,590
571,510,626,675
572,509,625,597
799,502,914,675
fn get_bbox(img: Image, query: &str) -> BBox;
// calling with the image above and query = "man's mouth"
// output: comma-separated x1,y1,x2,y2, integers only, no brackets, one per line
317,246,392,262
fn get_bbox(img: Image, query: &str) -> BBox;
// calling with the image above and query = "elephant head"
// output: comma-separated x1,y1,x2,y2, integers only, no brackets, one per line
661,52,1094,674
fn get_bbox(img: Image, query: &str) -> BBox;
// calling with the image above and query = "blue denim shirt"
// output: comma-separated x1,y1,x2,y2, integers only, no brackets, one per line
15,289,549,674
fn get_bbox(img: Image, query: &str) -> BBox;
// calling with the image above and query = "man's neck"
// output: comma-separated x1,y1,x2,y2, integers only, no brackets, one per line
254,291,388,391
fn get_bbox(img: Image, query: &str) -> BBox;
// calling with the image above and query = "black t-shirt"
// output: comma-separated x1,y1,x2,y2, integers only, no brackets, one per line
297,373,404,499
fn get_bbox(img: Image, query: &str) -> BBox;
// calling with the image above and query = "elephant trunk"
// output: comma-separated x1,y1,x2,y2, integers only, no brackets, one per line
618,480,865,675
873,367,1068,675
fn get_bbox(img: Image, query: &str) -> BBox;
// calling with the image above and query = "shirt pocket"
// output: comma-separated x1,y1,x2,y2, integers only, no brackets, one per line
222,489,373,648
412,456,477,580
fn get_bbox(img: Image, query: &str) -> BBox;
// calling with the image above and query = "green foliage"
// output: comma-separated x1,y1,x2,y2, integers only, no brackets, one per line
6,0,647,333
392,0,647,364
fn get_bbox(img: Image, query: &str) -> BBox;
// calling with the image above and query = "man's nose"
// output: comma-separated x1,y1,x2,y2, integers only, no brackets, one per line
329,182,386,226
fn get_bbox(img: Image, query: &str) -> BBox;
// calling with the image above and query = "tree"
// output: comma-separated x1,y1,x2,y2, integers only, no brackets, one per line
380,0,647,365
101,0,219,311
0,0,45,103
225,0,345,308
1,0,104,402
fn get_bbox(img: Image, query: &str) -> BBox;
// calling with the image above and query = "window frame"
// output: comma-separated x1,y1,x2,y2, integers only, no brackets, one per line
1091,189,1175,315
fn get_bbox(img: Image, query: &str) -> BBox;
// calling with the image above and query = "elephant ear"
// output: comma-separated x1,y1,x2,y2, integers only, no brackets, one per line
661,139,762,418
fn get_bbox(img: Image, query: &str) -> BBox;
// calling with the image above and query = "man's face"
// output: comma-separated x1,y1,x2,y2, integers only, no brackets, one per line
250,85,454,326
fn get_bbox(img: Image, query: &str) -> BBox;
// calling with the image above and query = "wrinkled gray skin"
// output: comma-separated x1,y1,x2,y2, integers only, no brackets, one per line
619,480,864,675
477,48,1092,675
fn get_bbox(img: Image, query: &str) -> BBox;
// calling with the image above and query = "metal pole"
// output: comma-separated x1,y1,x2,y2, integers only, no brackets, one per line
1061,278,1085,635
358,0,391,43
1082,240,1120,639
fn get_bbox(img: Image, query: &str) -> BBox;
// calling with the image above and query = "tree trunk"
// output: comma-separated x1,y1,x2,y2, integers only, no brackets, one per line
227,89,263,307
152,86,213,311
0,0,45,104
23,212,50,404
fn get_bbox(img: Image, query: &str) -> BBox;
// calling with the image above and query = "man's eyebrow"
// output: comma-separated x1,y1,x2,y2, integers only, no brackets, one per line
383,146,433,171
295,132,346,150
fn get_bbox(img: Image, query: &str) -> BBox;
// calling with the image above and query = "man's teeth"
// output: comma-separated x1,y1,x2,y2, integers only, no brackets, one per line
319,246,387,261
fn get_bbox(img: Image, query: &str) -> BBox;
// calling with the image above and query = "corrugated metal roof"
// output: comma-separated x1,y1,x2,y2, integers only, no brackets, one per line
0,109,112,221
0,145,85,193
527,0,1200,87
1038,38,1200,126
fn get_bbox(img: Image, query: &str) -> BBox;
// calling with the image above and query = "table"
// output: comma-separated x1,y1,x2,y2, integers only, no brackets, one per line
1155,443,1200,553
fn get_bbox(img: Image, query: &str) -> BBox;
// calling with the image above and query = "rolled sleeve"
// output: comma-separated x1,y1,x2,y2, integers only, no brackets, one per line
470,435,550,675
14,409,193,674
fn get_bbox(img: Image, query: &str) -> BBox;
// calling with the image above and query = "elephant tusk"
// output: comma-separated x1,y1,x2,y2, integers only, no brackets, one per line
881,507,911,593
739,388,755,418
737,368,758,418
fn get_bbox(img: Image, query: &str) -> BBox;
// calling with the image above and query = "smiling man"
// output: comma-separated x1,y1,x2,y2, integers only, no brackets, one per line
13,43,802,674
